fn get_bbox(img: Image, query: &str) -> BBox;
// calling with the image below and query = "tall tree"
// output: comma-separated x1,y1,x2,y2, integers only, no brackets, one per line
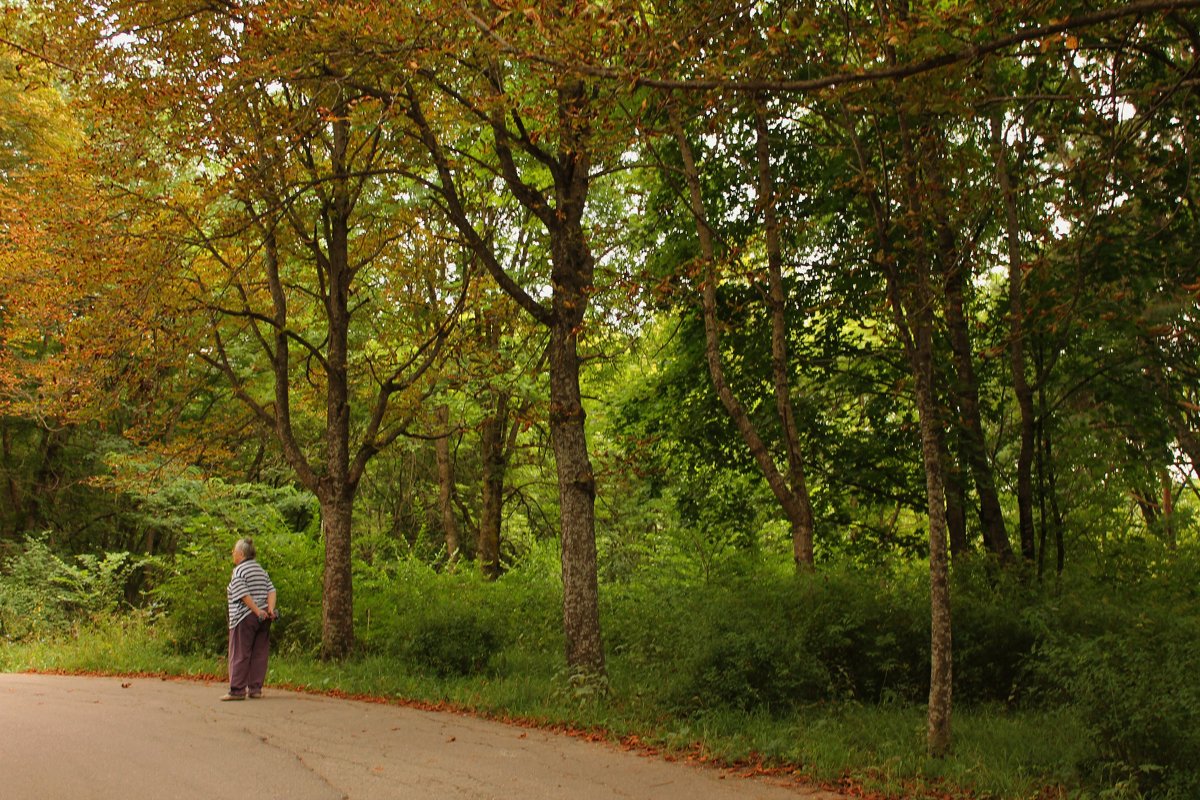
47,3,467,657
348,2,660,676
665,93,818,570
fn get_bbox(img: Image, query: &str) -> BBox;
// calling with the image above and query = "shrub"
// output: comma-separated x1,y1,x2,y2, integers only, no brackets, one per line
403,608,503,677
806,568,929,704
1042,612,1200,799
606,560,1058,712
679,626,831,712
0,536,73,639
0,535,147,640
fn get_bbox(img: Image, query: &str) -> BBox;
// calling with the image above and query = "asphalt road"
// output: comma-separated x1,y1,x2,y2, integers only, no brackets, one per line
0,673,844,800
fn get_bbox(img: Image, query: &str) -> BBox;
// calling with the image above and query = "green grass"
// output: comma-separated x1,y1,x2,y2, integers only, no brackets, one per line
1,614,1087,800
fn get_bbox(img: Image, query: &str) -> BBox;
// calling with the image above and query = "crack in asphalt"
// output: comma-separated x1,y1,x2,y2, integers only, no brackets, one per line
245,726,350,800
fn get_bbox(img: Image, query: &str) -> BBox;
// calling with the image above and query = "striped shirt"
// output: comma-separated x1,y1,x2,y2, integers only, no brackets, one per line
227,559,276,630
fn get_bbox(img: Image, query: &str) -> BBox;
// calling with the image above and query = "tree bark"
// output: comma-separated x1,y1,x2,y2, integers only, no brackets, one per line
548,312,604,673
478,390,510,581
670,103,816,569
891,104,953,757
1161,470,1176,547
548,91,605,671
939,230,1013,563
912,300,954,759
845,99,952,755
939,428,970,560
992,115,1037,564
915,126,1013,563
317,489,355,660
434,404,461,565
1033,334,1067,577
754,98,816,567
316,115,356,659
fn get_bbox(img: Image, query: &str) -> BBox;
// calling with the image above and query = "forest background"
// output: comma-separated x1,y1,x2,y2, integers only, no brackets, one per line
1,1,1199,798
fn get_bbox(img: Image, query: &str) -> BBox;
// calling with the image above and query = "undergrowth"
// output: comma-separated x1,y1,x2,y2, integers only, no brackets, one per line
3,533,1198,800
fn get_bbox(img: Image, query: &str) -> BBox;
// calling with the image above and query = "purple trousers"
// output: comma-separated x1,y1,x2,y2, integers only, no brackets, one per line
228,614,271,697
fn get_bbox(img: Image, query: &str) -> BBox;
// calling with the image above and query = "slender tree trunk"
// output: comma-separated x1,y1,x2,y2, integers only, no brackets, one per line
890,107,953,757
245,441,266,483
1041,408,1066,576
671,104,815,569
845,96,952,755
479,391,510,581
754,99,816,566
1035,389,1049,581
434,405,461,565
1161,470,1176,548
919,128,1012,563
1053,495,1065,576
941,258,1013,562
939,429,969,560
885,253,954,756
992,116,1037,564
1,423,21,533
912,305,954,758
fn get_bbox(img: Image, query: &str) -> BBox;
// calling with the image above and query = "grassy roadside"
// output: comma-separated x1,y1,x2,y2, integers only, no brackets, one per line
1,615,1085,800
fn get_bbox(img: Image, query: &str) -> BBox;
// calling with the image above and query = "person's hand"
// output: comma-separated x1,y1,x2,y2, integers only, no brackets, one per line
256,610,267,621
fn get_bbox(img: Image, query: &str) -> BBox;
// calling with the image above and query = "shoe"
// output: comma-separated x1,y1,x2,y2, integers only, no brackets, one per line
219,693,245,701
248,692,262,699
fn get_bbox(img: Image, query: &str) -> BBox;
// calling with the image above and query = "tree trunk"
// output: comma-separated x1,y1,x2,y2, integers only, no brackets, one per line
1161,470,1176,548
939,429,969,560
754,99,816,567
478,391,510,581
318,490,355,660
992,115,1037,564
910,294,954,758
548,341,604,673
941,256,1013,563
319,114,356,660
548,203,605,675
1033,334,1067,578
434,404,461,565
846,95,952,755
402,73,607,676
1,423,21,534
918,127,1012,563
890,107,953,757
1133,484,1161,530
671,104,815,569
1035,388,1049,581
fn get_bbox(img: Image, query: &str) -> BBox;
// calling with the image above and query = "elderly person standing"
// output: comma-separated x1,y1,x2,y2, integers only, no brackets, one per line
221,537,277,701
